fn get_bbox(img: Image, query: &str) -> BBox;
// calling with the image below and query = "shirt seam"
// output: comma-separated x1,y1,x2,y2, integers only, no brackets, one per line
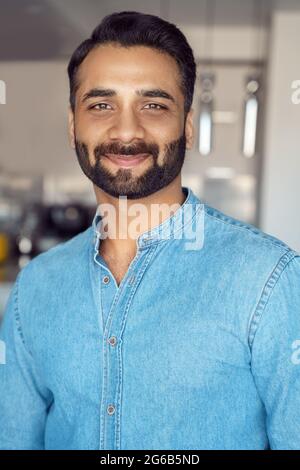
205,209,291,252
12,271,27,349
247,249,297,350
13,267,40,363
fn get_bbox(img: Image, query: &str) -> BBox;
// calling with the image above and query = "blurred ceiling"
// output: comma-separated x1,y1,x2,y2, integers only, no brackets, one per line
0,0,274,60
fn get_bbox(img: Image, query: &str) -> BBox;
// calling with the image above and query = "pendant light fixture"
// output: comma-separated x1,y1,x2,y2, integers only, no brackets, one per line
242,0,265,158
242,75,260,158
199,72,215,156
0,79,6,105
198,0,216,156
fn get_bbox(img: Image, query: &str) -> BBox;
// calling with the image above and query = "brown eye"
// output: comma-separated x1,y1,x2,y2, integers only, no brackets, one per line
144,103,167,111
89,103,112,110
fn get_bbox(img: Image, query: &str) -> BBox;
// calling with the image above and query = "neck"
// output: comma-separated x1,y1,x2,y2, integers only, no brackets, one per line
93,175,186,258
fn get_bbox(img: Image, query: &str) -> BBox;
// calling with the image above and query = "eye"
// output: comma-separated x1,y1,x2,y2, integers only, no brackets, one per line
144,103,167,111
88,103,112,111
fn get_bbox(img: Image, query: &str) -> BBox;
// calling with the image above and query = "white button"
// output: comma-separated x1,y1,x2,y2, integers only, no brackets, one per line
107,404,115,415
103,275,110,285
108,336,117,346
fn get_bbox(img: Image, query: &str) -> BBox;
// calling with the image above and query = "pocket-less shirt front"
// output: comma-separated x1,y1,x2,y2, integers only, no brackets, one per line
1,185,300,450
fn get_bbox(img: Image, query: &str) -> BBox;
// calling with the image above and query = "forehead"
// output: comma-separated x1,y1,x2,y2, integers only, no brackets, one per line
76,43,183,98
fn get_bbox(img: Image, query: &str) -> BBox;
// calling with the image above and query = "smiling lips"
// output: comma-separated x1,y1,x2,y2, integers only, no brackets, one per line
104,153,150,168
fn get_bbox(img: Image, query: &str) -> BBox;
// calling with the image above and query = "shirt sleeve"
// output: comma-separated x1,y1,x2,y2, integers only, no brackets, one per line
0,273,50,450
250,253,300,450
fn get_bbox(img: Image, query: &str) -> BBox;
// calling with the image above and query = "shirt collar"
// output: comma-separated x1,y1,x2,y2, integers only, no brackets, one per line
92,186,204,252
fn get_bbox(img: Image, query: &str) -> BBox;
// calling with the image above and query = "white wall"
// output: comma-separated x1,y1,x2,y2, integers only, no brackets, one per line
0,61,74,176
261,8,300,252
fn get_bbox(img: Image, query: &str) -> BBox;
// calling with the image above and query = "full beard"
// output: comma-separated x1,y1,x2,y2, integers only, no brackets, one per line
74,134,186,199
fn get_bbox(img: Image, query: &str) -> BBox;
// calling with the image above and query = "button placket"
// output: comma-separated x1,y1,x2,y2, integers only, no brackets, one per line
100,243,154,450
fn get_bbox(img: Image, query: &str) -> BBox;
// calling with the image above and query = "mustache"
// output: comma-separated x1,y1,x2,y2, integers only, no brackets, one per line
94,142,160,159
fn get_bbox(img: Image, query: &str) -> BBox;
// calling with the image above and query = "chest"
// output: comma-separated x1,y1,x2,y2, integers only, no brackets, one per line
100,252,134,287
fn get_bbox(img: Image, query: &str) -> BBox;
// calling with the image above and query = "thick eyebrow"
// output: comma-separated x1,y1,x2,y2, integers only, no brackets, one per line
81,87,176,104
136,88,176,104
82,88,115,102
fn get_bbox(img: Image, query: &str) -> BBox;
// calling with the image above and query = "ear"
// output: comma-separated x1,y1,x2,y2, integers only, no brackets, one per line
185,108,194,150
68,106,75,149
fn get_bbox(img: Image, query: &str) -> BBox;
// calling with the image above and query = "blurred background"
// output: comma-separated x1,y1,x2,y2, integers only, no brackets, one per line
0,0,300,318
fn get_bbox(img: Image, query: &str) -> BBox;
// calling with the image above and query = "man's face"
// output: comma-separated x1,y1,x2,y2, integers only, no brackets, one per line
69,43,194,199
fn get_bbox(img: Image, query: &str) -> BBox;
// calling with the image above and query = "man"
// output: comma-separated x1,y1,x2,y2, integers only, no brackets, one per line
0,11,300,450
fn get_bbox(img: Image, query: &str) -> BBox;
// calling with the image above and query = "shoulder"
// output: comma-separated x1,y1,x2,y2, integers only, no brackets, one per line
201,203,300,344
202,202,298,263
9,227,94,345
16,226,93,305
20,226,92,276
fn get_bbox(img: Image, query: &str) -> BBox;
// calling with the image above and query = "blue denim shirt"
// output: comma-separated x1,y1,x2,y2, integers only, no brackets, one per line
1,186,300,450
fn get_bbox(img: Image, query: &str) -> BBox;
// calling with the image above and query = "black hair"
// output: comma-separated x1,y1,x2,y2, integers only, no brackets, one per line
67,11,196,115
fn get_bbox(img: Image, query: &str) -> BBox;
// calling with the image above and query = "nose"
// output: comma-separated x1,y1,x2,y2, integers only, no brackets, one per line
107,107,146,143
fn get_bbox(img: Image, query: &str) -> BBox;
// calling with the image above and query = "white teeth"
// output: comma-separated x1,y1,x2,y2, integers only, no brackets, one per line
105,153,149,161
113,154,144,158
